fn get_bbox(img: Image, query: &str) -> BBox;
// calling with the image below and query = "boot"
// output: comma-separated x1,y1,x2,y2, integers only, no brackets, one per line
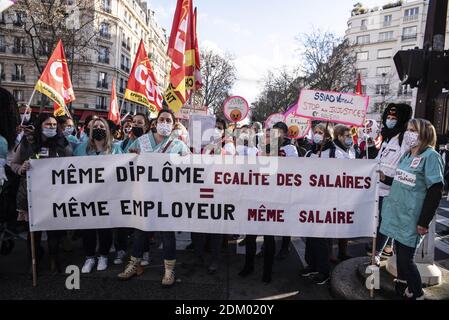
162,259,176,287
118,256,143,280
394,278,408,297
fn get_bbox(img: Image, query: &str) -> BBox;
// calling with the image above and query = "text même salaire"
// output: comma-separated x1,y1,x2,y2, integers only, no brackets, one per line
51,161,372,190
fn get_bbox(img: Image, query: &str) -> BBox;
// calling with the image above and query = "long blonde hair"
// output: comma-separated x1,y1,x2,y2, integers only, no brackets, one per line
408,118,437,155
314,122,334,143
87,118,112,154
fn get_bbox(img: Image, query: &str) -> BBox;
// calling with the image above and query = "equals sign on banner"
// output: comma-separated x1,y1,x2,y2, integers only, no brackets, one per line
200,188,214,199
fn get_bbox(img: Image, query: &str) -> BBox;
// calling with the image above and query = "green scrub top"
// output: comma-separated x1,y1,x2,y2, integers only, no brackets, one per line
380,147,444,248
129,132,189,155
0,135,7,160
74,141,123,156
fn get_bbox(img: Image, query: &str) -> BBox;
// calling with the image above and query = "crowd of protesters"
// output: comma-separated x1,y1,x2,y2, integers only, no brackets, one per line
0,86,444,300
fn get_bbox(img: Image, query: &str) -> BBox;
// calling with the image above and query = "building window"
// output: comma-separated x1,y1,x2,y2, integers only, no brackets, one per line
373,102,387,114
377,48,392,59
98,46,109,64
361,85,367,95
96,96,107,110
102,0,111,13
402,26,417,41
376,66,391,76
404,7,419,22
0,35,5,53
376,84,390,96
13,89,24,101
13,12,25,27
39,40,50,56
13,37,26,54
0,62,5,80
383,15,392,27
398,84,413,96
378,31,394,42
0,13,5,24
97,72,108,89
361,19,368,30
99,22,111,39
119,78,124,93
12,64,25,81
356,51,369,61
356,35,370,45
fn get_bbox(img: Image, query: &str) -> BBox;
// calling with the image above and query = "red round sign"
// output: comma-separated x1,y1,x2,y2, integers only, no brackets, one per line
223,96,249,123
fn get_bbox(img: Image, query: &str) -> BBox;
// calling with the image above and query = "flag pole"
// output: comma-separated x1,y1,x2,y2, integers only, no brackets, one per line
20,88,36,126
30,231,37,287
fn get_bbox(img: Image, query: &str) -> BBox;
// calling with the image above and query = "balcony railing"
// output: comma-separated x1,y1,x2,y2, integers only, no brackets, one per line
96,104,107,110
383,21,392,27
98,56,110,64
403,15,418,23
13,47,26,54
97,81,109,89
103,6,112,13
120,64,130,73
360,25,367,31
12,74,25,82
99,32,111,39
402,34,417,41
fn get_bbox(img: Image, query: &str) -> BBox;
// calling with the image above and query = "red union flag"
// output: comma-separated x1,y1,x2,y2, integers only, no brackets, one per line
185,6,202,91
35,40,75,113
165,0,192,113
124,39,162,115
355,73,362,95
108,78,120,125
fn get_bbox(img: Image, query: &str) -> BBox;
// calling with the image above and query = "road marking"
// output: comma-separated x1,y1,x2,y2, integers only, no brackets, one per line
436,215,449,229
435,236,449,256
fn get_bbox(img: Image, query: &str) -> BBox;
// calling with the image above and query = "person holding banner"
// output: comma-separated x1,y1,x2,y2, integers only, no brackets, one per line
379,119,444,300
202,118,235,156
118,108,190,287
78,115,99,144
74,118,122,273
371,103,413,262
302,122,335,285
11,113,72,274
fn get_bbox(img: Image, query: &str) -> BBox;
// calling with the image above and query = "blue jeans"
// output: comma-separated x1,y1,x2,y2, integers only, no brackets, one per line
376,196,393,254
395,240,423,297
132,230,176,260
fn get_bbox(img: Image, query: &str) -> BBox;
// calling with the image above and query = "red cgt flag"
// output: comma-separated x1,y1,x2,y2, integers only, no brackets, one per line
355,73,362,95
185,5,202,91
193,8,202,90
35,40,75,116
108,78,120,125
124,39,162,116
165,0,192,113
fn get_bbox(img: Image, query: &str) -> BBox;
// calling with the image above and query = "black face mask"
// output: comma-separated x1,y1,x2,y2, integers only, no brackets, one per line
132,126,144,138
92,128,106,141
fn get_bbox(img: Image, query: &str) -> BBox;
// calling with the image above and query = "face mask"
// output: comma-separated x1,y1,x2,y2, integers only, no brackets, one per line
403,131,420,149
92,128,106,141
131,126,144,138
214,128,224,140
156,122,173,137
42,128,57,138
63,126,74,137
344,137,353,147
313,133,323,145
385,119,397,129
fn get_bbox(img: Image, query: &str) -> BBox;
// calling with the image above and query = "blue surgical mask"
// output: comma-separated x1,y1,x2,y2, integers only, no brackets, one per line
344,137,353,147
385,119,397,129
42,128,57,138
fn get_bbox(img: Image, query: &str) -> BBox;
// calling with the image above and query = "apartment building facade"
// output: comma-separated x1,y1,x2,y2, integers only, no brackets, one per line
345,0,449,120
0,0,170,121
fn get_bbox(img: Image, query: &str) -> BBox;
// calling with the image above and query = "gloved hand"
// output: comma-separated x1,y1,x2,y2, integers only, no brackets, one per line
0,159,7,186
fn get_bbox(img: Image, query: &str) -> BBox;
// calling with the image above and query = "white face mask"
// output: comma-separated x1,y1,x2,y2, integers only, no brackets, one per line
42,128,57,138
156,122,173,137
403,131,420,149
313,133,323,145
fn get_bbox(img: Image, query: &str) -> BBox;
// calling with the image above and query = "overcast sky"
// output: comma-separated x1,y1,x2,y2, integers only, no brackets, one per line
148,0,394,104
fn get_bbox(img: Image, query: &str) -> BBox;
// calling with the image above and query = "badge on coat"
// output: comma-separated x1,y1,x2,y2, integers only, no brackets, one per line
410,157,422,169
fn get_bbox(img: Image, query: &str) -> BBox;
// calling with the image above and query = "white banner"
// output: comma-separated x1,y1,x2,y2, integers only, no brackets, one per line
28,154,378,238
295,89,370,127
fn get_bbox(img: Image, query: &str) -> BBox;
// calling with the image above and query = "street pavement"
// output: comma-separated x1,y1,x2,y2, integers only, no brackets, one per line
1,199,449,300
